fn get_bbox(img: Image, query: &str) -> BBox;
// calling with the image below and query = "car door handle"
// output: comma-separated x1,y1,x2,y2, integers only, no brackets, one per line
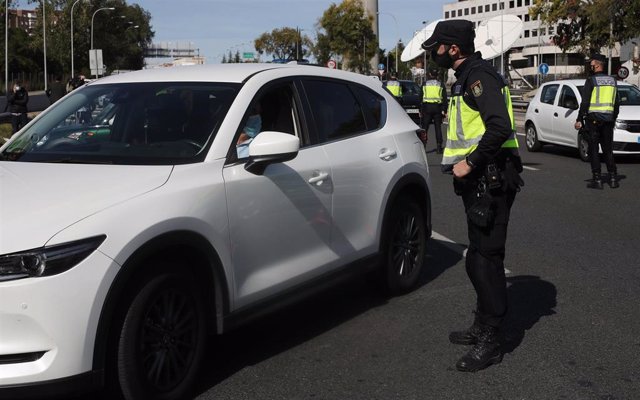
379,148,397,161
308,171,329,186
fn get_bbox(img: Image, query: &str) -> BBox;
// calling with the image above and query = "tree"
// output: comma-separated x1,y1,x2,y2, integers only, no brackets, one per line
530,0,640,55
316,0,376,73
254,27,312,62
24,0,153,78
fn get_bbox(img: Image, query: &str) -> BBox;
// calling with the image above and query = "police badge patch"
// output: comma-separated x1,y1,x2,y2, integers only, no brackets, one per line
470,80,483,97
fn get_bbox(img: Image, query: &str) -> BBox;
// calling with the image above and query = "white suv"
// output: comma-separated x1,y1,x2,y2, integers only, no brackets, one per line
0,64,431,400
525,79,640,161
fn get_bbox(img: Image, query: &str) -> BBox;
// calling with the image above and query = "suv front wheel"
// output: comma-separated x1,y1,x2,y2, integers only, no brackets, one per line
382,195,427,295
116,270,207,400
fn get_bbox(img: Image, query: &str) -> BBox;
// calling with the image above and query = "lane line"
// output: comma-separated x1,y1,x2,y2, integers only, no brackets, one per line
522,165,539,171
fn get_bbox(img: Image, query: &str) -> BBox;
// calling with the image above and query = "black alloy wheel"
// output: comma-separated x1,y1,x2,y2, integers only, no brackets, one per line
117,272,206,400
384,196,427,294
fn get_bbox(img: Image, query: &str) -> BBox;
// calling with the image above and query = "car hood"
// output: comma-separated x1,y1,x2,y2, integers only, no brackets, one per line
618,105,640,121
0,162,172,253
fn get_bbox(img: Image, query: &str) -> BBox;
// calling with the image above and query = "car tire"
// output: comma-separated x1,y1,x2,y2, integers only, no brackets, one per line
382,195,427,295
525,123,542,152
116,271,207,400
578,131,590,162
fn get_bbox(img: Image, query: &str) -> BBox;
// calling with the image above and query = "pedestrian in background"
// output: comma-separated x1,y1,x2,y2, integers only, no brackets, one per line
574,54,620,189
5,81,29,134
47,75,66,105
421,19,524,372
421,69,448,154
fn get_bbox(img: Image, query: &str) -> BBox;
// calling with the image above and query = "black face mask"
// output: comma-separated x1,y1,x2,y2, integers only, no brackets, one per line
431,46,454,69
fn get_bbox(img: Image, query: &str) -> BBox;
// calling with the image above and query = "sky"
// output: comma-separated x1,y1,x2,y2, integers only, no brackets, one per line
125,0,453,65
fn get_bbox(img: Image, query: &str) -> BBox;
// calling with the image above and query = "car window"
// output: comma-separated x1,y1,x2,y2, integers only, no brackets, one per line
540,84,559,105
2,82,239,164
303,79,368,142
352,85,385,130
401,81,422,96
558,86,579,110
234,82,301,160
618,85,640,105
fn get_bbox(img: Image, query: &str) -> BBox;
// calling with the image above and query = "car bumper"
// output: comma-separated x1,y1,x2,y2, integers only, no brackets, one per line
613,129,640,153
0,250,114,391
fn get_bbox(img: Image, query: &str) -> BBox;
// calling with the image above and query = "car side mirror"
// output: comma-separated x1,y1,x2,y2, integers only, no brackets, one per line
244,131,300,175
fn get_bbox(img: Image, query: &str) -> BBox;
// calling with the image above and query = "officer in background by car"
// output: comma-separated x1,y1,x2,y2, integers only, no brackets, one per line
421,19,524,372
574,54,620,189
385,74,403,100
421,69,448,154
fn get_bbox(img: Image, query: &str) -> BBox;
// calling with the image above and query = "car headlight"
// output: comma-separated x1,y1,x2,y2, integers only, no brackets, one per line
0,235,105,282
615,120,628,130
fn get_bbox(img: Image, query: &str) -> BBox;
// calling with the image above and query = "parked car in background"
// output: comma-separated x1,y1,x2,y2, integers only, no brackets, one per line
524,79,640,161
383,79,423,125
0,63,432,400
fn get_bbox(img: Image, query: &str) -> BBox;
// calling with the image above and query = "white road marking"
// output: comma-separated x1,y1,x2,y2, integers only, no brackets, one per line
522,165,539,171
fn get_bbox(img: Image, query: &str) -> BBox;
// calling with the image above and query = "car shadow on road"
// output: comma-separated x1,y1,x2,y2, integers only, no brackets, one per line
502,274,557,354
194,237,461,397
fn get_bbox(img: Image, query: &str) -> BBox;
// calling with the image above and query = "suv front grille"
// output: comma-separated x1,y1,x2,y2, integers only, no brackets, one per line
618,120,640,133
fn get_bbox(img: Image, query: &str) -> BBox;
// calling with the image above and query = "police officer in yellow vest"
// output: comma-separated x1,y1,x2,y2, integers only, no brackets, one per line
386,74,403,99
574,54,620,189
421,69,448,153
421,19,524,372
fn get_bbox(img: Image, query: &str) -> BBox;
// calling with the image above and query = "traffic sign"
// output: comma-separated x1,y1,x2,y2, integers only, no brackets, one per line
617,66,629,80
327,59,337,69
242,52,254,60
538,63,549,75
378,63,385,70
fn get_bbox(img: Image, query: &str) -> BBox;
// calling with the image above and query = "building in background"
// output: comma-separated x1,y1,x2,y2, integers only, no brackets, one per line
441,0,638,88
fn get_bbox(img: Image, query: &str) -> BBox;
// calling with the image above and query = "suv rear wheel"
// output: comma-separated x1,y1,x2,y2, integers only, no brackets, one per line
382,195,427,294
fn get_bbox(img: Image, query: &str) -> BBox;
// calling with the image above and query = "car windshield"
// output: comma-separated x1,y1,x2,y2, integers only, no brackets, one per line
619,85,640,106
1,82,239,164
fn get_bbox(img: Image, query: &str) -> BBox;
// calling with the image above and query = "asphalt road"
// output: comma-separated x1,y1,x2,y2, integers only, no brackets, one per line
70,111,640,400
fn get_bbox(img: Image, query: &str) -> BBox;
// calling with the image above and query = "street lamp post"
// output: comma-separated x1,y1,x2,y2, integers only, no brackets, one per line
5,0,8,96
378,12,399,73
70,0,85,79
41,0,47,91
90,7,114,79
91,7,114,50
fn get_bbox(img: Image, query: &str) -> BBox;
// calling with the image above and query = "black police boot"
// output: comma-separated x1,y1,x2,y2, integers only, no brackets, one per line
609,174,619,189
587,173,603,189
449,314,482,345
455,325,503,372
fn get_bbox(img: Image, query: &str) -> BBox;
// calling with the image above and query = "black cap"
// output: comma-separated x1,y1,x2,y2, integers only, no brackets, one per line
421,19,475,50
590,54,607,63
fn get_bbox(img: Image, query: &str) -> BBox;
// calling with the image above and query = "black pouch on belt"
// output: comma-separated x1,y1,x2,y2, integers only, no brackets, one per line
466,179,495,227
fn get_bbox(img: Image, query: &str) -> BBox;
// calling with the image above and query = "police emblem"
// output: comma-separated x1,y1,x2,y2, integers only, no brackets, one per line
470,80,483,97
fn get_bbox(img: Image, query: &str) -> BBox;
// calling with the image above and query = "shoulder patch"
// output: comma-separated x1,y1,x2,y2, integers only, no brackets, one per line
470,80,483,97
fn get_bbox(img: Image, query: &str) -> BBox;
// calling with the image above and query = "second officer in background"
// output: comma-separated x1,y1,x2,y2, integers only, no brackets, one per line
421,69,448,154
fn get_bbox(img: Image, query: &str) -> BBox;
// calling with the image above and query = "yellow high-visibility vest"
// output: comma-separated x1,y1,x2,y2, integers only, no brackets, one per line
422,80,443,103
442,72,518,167
588,75,616,117
387,80,402,97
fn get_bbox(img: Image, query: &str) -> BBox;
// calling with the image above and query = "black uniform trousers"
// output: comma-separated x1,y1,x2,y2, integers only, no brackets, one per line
421,102,444,147
11,113,28,134
586,119,617,176
455,172,517,328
